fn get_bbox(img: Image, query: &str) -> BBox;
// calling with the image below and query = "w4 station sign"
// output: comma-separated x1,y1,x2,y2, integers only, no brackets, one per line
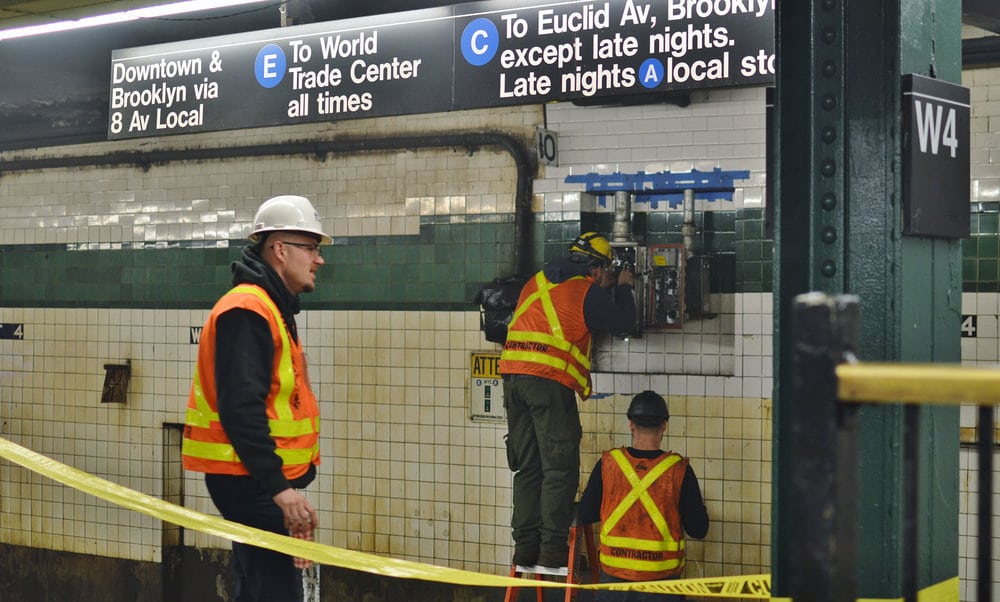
902,74,970,239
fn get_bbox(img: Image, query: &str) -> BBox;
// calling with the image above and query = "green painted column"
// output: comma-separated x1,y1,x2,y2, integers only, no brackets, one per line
773,0,961,597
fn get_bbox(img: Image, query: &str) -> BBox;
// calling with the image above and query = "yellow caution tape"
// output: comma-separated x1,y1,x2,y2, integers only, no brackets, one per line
771,576,958,602
0,436,772,596
581,573,771,596
0,436,549,589
0,436,959,600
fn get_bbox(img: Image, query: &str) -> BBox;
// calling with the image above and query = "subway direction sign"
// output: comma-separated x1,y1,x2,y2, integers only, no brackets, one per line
902,74,970,239
108,0,774,139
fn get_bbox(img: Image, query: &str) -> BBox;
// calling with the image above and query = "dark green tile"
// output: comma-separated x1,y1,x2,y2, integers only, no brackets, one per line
979,213,998,235
648,211,667,233
964,258,979,282
978,235,999,259
716,211,736,232
978,259,998,282
742,219,764,241
962,236,978,258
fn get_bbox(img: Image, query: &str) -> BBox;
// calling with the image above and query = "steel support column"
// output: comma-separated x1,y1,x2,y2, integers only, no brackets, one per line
774,0,961,598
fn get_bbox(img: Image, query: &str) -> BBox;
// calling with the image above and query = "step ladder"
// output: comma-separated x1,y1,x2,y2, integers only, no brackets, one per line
503,522,599,602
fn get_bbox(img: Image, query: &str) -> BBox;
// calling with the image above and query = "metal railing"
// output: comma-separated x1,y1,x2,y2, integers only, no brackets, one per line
789,292,994,602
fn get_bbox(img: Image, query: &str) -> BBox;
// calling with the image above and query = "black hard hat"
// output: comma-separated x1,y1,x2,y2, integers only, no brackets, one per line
627,390,669,421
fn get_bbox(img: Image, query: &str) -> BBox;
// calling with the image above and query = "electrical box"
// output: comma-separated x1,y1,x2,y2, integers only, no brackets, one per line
647,244,684,329
685,255,711,319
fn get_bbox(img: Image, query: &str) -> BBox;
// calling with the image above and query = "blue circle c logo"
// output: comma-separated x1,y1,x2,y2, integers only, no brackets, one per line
255,44,286,88
461,18,499,67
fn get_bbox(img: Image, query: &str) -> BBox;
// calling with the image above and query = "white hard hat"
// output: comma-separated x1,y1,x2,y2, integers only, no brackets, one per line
249,195,331,244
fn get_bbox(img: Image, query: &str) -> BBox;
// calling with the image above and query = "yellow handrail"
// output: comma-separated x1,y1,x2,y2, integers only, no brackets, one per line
837,362,1000,406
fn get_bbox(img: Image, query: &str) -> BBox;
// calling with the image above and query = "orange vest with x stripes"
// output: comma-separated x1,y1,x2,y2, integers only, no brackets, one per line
599,447,688,581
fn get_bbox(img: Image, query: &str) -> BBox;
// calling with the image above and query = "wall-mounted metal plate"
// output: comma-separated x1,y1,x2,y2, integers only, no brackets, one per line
101,361,131,404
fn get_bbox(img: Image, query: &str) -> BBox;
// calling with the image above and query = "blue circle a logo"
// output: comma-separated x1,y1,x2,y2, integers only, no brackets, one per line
639,58,665,89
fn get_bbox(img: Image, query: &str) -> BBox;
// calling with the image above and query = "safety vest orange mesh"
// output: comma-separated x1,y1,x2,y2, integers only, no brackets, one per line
182,284,320,479
598,447,688,581
498,272,594,399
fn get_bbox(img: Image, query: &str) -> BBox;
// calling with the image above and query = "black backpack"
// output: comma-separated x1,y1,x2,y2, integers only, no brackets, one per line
473,274,530,344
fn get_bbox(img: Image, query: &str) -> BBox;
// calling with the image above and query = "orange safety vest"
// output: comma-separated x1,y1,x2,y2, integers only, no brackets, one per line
599,447,687,581
182,284,320,480
498,271,595,399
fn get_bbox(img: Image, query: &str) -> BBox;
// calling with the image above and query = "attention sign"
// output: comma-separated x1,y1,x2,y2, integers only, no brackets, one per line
470,352,504,422
108,0,774,140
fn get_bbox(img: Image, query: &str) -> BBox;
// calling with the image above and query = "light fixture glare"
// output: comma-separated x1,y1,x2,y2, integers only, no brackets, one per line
0,0,271,41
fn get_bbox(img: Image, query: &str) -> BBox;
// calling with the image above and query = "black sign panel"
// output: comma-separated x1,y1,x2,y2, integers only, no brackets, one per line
452,0,775,109
961,314,977,338
109,8,456,139
0,324,24,340
109,0,774,139
902,74,971,239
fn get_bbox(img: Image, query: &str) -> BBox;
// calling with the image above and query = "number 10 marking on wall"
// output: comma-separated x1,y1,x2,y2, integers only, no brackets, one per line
537,126,558,166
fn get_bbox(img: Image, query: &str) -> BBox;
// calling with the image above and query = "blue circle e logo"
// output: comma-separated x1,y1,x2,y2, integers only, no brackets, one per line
461,18,499,67
255,44,286,88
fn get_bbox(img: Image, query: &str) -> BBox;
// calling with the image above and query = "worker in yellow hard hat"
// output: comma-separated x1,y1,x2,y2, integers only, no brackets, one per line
499,231,636,571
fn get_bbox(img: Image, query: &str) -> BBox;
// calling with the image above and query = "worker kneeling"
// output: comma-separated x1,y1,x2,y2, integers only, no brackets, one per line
578,390,710,601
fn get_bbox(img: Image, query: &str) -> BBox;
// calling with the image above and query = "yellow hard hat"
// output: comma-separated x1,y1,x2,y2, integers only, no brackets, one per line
568,232,613,266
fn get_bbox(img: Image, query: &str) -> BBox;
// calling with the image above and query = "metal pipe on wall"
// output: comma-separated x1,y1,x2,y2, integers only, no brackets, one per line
612,190,632,242
682,188,695,257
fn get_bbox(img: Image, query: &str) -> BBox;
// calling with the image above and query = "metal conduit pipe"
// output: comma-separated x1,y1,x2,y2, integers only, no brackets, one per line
611,190,632,242
682,188,696,257
0,132,538,275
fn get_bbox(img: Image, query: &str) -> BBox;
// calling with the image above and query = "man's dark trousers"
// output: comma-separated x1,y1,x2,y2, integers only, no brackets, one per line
504,374,582,567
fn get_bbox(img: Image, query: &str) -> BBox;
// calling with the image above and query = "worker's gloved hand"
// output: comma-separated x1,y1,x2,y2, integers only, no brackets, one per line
617,268,635,288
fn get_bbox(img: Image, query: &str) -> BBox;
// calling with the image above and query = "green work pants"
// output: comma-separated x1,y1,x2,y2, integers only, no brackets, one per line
504,375,582,567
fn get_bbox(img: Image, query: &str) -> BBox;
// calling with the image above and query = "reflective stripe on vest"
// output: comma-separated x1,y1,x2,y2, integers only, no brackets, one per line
600,449,684,574
181,438,316,466
502,272,592,396
182,285,317,463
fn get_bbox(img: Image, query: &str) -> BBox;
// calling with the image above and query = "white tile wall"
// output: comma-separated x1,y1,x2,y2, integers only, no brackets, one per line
0,91,777,584
0,60,995,598
961,54,1000,597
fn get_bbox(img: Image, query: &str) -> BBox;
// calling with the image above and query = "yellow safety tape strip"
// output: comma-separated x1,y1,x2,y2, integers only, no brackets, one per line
0,436,561,589
0,435,769,595
770,576,958,602
0,436,958,600
0,436,548,589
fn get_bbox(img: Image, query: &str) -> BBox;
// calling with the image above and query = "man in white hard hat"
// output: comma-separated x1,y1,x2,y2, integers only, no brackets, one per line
182,195,330,602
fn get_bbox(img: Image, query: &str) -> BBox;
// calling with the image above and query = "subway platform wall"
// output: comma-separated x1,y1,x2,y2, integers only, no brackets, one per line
0,61,996,601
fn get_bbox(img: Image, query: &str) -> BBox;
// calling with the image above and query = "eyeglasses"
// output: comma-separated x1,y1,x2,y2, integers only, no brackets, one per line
273,240,322,257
